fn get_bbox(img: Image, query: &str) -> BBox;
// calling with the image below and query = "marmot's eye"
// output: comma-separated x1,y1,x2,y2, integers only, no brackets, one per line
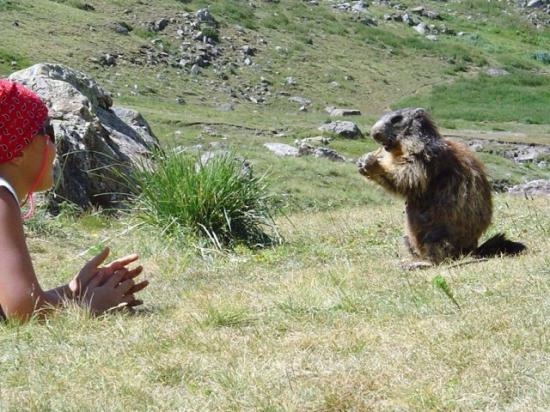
391,115,403,124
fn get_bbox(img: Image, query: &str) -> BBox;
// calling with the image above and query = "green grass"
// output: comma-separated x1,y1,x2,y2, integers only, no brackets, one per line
0,0,19,11
1,195,547,410
48,0,93,10
196,0,258,29
0,48,31,73
129,150,281,248
395,71,550,124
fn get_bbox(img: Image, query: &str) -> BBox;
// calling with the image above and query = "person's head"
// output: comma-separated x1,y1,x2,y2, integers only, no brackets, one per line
0,80,56,195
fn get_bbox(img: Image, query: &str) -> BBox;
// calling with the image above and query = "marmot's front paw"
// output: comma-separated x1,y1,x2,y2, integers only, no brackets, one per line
357,151,379,176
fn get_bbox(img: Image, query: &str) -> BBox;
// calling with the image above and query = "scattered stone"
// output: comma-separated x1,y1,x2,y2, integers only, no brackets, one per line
508,180,550,196
297,143,346,162
285,76,297,86
150,18,169,32
325,106,362,116
196,8,218,26
113,22,132,35
486,67,510,77
289,96,311,106
294,136,332,146
414,23,427,35
92,53,117,67
264,143,299,157
426,34,438,41
242,45,256,56
313,146,346,162
360,15,378,26
190,64,200,75
401,13,415,26
217,103,234,112
318,121,364,139
527,0,545,8
460,138,550,164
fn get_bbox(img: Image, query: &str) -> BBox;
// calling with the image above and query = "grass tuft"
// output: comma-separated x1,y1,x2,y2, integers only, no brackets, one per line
129,150,281,248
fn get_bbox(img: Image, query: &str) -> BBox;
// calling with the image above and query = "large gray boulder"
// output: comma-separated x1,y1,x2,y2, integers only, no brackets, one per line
9,63,159,211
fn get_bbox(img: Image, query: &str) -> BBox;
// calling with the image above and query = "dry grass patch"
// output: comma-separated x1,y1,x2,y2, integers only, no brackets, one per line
0,195,548,410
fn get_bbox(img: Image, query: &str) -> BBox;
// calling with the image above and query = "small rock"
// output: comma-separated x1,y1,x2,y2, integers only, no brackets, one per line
285,76,297,86
318,121,363,139
426,34,438,41
289,96,311,106
264,143,299,157
527,0,545,8
325,106,362,116
294,136,332,146
414,23,427,35
152,18,169,32
190,64,201,75
486,67,509,77
217,103,234,112
242,45,256,56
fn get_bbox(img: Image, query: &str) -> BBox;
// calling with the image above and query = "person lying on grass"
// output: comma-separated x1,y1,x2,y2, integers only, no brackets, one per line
0,80,148,322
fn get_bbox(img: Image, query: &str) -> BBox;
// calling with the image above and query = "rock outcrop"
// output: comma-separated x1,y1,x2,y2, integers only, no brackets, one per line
9,63,159,211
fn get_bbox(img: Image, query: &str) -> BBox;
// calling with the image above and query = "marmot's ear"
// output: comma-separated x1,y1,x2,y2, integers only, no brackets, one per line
413,108,427,118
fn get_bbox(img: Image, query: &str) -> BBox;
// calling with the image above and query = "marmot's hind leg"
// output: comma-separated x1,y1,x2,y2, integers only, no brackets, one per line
418,226,461,264
403,235,420,258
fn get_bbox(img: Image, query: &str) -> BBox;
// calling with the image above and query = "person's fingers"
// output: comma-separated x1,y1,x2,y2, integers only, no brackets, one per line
86,270,106,289
119,266,143,281
84,247,110,269
124,295,143,307
105,254,139,271
127,299,143,308
105,269,126,287
116,278,135,295
124,280,149,296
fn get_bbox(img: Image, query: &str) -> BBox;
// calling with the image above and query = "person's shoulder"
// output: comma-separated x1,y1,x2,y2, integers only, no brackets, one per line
0,187,21,219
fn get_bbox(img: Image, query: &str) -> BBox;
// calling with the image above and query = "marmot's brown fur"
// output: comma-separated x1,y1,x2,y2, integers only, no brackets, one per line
357,108,525,264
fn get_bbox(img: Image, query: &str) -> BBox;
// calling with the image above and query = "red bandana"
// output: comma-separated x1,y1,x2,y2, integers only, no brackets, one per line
0,80,48,163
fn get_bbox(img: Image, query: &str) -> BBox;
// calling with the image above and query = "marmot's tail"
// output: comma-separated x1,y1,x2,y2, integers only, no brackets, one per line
474,233,526,258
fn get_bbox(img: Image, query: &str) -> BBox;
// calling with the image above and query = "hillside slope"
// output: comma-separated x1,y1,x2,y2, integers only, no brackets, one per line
1,0,549,207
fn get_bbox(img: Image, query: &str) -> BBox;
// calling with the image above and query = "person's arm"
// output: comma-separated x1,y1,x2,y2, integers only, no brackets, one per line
0,190,54,320
0,190,148,321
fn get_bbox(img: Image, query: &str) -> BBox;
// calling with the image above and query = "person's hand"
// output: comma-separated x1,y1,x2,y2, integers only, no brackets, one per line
81,267,147,315
69,248,148,308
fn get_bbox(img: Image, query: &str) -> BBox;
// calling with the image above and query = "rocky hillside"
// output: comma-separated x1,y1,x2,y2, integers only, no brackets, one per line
0,0,549,203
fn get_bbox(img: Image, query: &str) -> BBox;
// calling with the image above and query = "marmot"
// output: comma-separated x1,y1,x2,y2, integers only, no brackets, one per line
357,108,525,264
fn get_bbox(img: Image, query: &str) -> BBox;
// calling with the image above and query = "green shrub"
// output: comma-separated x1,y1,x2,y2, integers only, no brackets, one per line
201,26,219,43
130,150,281,248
